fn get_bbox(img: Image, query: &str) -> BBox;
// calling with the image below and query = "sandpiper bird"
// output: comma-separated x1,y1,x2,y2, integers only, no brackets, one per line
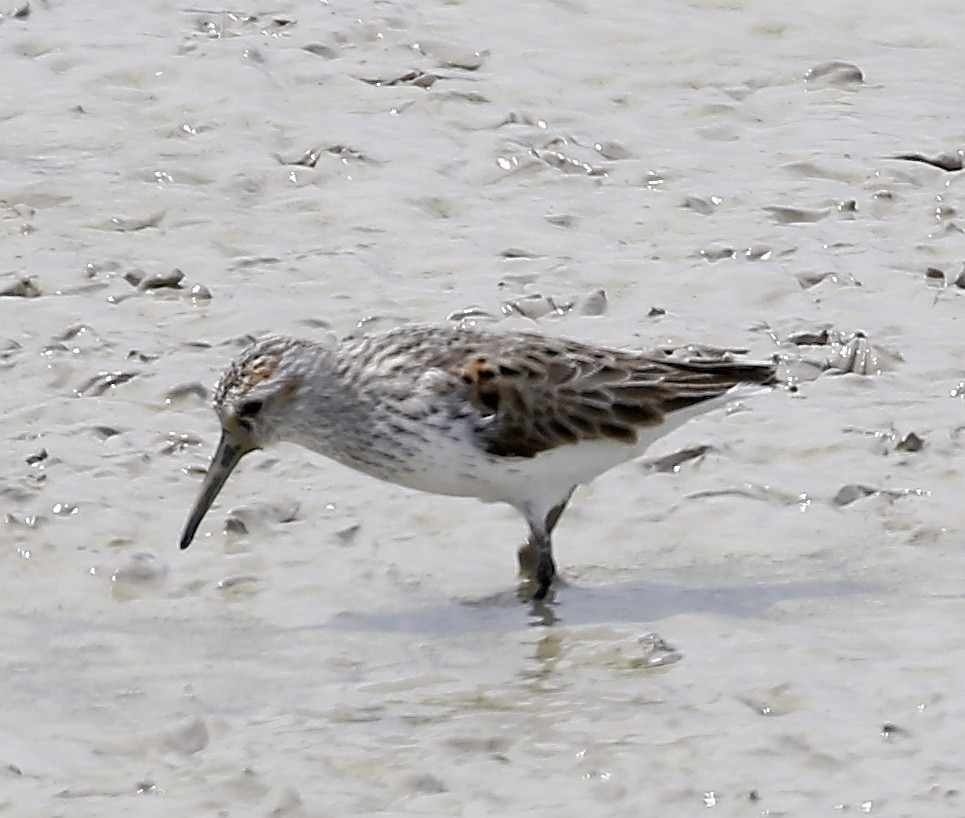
179,323,777,600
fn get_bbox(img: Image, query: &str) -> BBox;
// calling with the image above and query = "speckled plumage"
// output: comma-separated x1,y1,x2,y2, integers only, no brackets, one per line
180,323,777,600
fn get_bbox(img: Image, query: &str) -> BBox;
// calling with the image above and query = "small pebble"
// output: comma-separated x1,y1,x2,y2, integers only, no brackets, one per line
0,277,41,298
834,484,876,507
925,267,945,287
188,283,212,302
576,288,607,316
895,431,924,452
804,60,864,87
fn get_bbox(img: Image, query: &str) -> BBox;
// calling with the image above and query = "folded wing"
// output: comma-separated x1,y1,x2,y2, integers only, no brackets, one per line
448,336,775,458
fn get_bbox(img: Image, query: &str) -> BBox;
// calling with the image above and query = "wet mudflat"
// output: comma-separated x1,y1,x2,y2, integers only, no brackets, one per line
1,0,964,814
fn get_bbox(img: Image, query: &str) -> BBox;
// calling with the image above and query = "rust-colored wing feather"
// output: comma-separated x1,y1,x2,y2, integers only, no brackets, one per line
446,334,776,458
342,324,775,459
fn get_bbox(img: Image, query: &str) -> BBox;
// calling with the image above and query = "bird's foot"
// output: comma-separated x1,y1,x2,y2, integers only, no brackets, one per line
517,534,559,602
516,577,559,608
516,552,557,602
533,558,555,601
517,540,540,577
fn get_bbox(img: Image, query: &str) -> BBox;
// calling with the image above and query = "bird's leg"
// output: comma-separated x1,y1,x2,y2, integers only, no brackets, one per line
517,537,540,577
518,489,574,600
531,530,556,602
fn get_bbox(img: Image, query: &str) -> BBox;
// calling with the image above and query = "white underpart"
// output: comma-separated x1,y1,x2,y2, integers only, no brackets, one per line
377,383,758,524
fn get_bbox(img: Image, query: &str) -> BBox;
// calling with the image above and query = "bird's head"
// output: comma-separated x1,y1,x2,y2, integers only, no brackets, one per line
179,335,314,550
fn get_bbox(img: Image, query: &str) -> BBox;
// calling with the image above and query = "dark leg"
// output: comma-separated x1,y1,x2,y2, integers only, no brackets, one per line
531,532,556,601
519,489,574,600
517,539,540,577
543,491,572,534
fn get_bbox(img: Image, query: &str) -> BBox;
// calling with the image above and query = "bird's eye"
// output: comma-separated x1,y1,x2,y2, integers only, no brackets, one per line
239,399,263,418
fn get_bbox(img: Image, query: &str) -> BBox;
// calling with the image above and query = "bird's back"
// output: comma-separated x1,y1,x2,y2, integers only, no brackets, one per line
340,323,776,460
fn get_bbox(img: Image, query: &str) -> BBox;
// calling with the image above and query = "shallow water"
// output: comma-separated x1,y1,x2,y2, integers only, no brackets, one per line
2,0,965,814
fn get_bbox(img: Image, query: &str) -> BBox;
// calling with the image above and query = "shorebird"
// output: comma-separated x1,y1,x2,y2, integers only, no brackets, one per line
179,323,777,600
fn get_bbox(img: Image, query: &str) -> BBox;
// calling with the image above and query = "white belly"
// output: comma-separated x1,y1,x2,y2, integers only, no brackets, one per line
395,384,750,504
392,431,641,506
319,385,752,514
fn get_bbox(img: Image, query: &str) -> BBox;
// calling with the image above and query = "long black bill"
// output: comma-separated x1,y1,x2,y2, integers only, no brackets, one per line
179,429,254,550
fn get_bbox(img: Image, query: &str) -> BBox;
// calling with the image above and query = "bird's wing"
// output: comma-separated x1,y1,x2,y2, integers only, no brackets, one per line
444,334,775,458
